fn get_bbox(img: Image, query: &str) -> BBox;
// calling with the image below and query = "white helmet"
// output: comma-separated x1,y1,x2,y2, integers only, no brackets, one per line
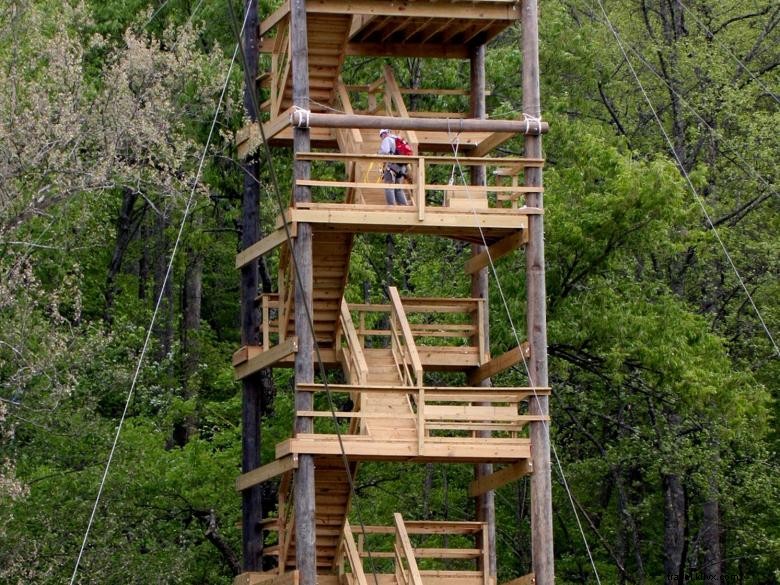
379,128,390,137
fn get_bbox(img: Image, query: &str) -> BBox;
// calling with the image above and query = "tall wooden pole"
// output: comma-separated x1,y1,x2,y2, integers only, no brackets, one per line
240,0,263,571
522,1,554,583
290,2,316,585
470,43,497,579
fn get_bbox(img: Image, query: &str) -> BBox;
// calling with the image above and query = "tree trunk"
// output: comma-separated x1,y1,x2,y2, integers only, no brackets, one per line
153,209,174,361
701,479,722,584
180,218,203,443
663,471,687,582
104,189,141,324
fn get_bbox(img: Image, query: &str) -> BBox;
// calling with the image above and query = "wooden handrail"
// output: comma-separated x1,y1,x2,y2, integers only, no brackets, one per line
394,514,424,585
340,299,369,386
388,287,424,387
341,519,369,585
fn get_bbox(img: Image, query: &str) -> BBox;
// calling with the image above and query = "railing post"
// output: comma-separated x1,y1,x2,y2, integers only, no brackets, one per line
417,156,425,221
417,384,425,455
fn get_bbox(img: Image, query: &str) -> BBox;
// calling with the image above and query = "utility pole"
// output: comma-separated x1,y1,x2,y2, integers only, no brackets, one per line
470,42,497,579
290,2,316,585
240,0,263,571
522,1,555,583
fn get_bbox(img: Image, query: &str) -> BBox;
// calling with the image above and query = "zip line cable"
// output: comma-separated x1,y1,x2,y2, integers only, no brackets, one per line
225,3,382,581
675,0,780,106
68,7,252,583
592,0,779,359
612,30,780,204
445,133,603,584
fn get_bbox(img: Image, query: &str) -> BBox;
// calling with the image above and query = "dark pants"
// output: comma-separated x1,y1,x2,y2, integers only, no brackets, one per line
383,163,409,205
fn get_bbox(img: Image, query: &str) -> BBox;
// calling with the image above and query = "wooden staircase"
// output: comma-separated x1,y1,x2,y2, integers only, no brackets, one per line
359,348,418,440
276,231,354,348
278,457,355,573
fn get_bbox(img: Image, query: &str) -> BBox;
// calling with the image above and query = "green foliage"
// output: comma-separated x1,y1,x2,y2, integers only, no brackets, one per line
0,0,777,583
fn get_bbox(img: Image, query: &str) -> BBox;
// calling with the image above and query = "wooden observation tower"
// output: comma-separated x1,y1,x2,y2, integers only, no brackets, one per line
233,2,553,585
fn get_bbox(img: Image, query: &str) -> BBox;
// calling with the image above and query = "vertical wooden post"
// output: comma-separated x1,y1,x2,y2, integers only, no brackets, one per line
291,2,316,585
240,0,263,572
522,1,555,583
470,43,497,580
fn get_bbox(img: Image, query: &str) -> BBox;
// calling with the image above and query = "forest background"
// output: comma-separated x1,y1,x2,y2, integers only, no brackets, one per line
0,0,777,583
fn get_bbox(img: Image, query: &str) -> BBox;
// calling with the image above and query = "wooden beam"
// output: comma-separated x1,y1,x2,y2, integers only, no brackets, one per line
236,223,296,269
236,455,298,492
290,112,548,135
286,207,532,230
307,1,521,21
233,345,263,367
468,343,531,385
234,337,299,380
296,152,544,167
500,575,536,585
468,461,532,497
472,131,516,158
236,108,295,159
465,232,525,275
259,1,290,35
234,570,300,585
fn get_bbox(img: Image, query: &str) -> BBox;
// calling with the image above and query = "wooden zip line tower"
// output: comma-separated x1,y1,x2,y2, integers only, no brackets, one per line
233,2,553,585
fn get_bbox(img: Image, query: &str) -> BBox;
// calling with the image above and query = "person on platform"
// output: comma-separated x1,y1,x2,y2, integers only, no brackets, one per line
378,129,409,206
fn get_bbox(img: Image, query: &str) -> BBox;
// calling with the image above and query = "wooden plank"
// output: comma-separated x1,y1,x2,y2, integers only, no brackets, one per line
465,232,524,275
306,0,520,24
469,461,533,497
259,0,290,35
468,343,531,385
295,383,550,395
500,575,535,585
234,572,299,585
233,345,264,366
342,520,369,585
472,132,516,157
296,152,543,167
277,436,532,461
286,208,532,231
236,455,299,491
234,337,299,380
236,223,296,269
394,513,425,585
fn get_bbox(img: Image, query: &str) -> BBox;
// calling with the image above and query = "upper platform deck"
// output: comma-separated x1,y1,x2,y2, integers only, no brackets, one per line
239,2,532,156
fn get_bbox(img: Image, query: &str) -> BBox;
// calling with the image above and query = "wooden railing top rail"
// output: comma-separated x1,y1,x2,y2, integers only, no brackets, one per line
345,85,490,97
353,521,485,535
295,151,545,168
341,519,369,585
296,383,551,396
340,299,369,386
389,287,423,386
258,295,483,314
394,513,425,585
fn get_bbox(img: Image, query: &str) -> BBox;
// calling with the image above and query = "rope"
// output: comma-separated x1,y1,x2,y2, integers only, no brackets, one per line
445,138,603,583
68,6,253,583
291,106,311,128
593,0,779,358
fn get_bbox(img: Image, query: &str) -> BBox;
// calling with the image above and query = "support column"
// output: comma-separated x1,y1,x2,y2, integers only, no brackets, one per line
522,1,554,583
291,2,316,585
470,43,497,580
240,0,262,571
